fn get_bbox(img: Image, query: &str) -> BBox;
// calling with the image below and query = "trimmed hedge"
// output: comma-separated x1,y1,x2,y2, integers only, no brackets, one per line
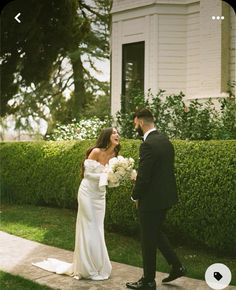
0,141,93,208
1,140,236,255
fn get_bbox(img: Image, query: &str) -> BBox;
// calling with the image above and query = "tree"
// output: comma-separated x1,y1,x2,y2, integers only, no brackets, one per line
1,0,112,131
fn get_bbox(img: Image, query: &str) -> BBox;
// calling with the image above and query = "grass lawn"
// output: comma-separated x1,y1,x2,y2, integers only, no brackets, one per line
1,203,235,285
0,271,54,290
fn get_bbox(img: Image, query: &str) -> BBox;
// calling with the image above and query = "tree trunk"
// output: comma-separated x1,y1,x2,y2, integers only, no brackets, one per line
70,55,86,118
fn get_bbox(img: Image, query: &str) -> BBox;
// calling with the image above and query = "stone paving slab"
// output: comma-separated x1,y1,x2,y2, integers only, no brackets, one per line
0,231,235,290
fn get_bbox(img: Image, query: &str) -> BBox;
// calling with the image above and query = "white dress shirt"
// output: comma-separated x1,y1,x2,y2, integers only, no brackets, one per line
143,128,157,141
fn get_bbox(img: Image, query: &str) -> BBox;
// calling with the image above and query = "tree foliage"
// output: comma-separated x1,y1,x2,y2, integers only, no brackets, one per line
1,0,112,129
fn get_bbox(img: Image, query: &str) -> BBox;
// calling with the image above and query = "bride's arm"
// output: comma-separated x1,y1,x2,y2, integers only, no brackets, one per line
85,148,108,187
84,171,108,189
84,148,102,180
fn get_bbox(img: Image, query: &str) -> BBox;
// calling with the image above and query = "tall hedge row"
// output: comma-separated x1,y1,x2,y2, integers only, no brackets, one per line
1,140,235,254
0,141,92,208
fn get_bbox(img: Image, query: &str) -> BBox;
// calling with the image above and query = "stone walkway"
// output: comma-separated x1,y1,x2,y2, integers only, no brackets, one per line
0,231,235,290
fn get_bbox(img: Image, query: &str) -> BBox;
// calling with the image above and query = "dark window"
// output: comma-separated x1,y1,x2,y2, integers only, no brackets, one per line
122,41,145,107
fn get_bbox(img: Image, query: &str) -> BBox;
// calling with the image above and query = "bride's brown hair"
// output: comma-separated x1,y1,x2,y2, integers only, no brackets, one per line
81,127,121,178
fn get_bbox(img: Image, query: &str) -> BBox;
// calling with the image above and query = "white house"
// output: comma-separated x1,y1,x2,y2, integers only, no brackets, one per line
110,0,236,114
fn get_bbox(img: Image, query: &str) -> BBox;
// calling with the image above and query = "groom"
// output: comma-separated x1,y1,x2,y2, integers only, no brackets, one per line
126,109,186,290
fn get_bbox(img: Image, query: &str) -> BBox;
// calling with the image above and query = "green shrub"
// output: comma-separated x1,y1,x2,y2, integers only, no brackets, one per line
1,140,235,254
116,88,236,140
169,140,236,255
1,141,92,208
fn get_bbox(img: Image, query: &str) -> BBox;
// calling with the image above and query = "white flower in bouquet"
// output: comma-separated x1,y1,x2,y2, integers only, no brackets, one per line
107,171,120,187
109,157,118,166
107,155,137,187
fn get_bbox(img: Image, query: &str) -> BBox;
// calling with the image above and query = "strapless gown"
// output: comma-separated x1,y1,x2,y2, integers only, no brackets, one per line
32,159,111,280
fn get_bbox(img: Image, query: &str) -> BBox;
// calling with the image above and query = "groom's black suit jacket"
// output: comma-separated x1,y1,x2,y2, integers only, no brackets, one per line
132,130,178,211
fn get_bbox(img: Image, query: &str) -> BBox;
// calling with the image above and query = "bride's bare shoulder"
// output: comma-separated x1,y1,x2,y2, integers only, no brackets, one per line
88,148,102,160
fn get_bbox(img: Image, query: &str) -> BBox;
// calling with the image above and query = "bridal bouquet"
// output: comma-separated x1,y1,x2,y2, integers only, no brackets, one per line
106,155,137,187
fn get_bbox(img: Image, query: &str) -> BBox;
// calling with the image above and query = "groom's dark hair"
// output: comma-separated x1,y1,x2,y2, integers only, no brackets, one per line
134,108,154,123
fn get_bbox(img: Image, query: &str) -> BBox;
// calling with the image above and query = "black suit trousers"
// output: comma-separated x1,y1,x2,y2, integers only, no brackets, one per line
139,209,181,281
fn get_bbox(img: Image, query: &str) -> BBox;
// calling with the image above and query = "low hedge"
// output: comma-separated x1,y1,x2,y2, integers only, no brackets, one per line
1,140,235,255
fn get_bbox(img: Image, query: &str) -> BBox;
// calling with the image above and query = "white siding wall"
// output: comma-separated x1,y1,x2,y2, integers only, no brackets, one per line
145,14,159,95
111,21,122,114
198,0,222,98
111,0,235,114
186,11,200,97
157,15,187,93
121,17,145,43
112,0,154,13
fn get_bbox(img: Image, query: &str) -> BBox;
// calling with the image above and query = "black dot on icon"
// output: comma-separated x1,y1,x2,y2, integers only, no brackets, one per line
214,271,223,281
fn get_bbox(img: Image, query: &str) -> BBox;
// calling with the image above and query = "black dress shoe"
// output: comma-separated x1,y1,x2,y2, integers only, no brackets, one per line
126,277,156,289
162,266,186,283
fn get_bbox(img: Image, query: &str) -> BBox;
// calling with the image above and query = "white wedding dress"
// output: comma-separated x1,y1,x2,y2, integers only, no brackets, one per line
32,159,112,280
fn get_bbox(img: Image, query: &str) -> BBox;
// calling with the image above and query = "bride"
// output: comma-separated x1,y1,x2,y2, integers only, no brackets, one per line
33,127,120,280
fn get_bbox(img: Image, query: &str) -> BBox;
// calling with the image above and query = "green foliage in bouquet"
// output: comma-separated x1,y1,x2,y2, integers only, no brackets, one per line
1,140,235,254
